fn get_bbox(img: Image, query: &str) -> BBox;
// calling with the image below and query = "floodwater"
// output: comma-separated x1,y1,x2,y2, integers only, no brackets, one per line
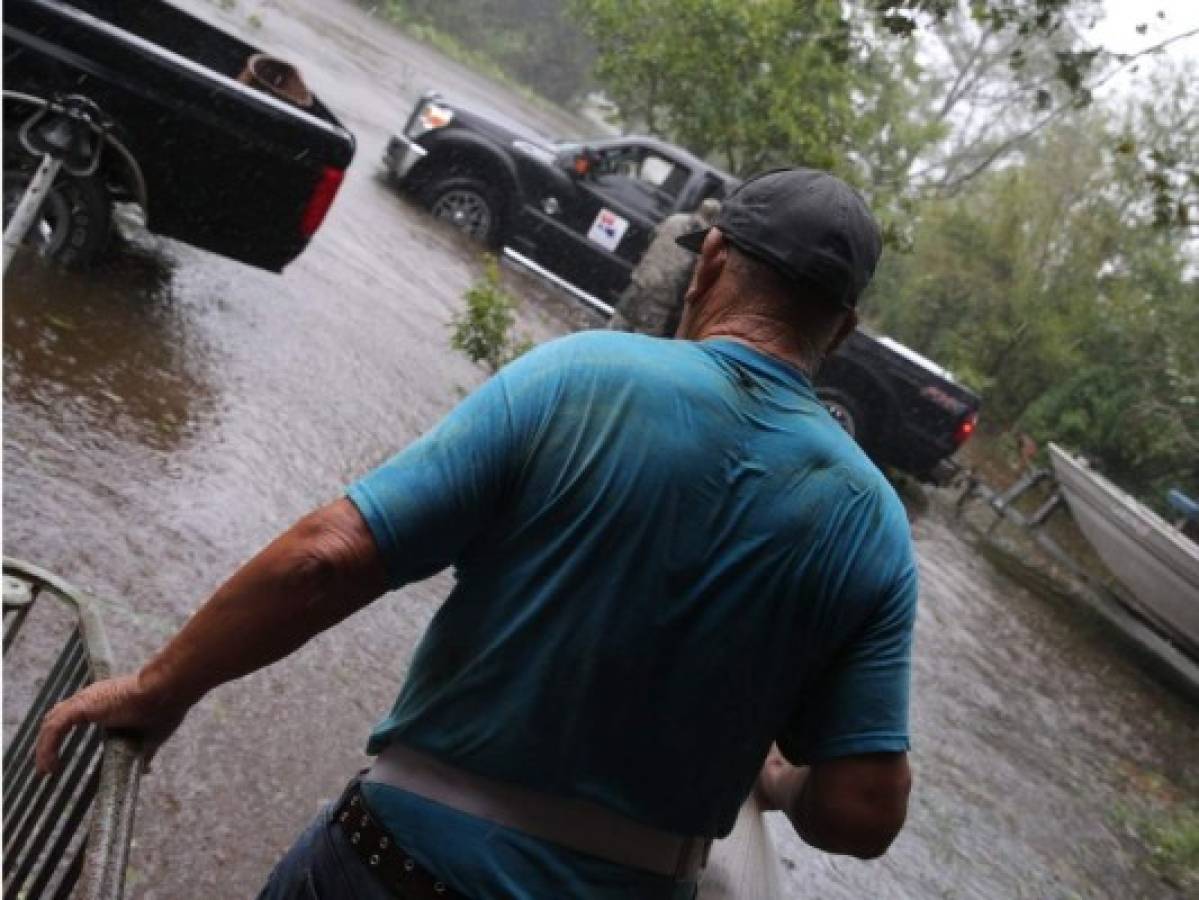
3,1,1196,897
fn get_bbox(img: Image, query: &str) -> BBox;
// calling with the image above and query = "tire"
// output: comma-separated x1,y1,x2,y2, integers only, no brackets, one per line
3,129,111,269
817,386,868,444
424,176,503,248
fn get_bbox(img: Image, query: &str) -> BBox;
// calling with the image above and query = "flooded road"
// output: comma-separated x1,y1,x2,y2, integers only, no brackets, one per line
4,1,1196,897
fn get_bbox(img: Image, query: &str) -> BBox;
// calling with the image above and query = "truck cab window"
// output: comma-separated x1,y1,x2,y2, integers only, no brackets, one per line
593,148,689,218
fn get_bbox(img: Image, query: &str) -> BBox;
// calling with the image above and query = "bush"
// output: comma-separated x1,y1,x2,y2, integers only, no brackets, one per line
450,257,531,374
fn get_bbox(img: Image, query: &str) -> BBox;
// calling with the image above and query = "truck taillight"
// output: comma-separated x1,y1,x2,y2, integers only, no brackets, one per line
300,166,345,238
954,411,977,446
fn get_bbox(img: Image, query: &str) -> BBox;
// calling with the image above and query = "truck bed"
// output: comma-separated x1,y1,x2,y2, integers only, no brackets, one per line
4,0,356,270
71,0,347,130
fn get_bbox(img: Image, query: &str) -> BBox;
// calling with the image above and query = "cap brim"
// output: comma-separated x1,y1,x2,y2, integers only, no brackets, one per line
675,227,710,253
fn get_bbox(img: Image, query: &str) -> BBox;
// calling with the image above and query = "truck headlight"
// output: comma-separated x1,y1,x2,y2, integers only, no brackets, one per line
408,101,454,138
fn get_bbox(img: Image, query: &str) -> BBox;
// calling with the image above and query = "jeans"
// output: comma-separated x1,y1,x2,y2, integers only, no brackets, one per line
255,794,395,900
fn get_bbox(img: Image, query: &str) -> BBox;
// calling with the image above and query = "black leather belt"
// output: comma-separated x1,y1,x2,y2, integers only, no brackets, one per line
333,781,468,900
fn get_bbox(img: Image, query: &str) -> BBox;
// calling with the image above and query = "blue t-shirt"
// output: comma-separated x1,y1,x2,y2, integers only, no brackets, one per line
347,332,917,897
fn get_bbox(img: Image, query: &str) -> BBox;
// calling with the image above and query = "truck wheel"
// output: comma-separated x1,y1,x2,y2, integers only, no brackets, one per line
3,132,111,268
817,387,867,443
426,176,502,248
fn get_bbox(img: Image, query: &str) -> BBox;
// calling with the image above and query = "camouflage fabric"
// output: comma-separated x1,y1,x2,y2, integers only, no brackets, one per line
608,201,718,337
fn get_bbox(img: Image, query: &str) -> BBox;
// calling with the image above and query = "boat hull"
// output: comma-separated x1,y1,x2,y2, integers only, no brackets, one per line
1049,444,1199,657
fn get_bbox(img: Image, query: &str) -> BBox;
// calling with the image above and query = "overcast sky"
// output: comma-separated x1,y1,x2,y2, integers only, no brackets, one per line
1093,0,1199,89
1074,0,1194,98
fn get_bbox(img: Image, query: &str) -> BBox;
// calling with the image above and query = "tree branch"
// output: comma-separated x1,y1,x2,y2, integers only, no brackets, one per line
938,27,1199,193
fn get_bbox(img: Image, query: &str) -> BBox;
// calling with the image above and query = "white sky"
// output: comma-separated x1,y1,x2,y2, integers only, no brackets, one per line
1092,0,1199,93
1094,0,1199,54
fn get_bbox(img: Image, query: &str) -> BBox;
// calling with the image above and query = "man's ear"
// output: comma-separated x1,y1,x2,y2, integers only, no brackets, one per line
827,308,858,355
683,227,728,309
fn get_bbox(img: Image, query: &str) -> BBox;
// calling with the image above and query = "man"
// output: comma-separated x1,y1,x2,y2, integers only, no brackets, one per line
38,168,916,899
607,197,721,336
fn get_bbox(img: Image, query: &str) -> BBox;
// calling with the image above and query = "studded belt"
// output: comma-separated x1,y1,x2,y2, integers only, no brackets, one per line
333,781,468,900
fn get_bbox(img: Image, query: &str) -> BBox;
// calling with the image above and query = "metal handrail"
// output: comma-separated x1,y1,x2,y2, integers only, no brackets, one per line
3,557,144,900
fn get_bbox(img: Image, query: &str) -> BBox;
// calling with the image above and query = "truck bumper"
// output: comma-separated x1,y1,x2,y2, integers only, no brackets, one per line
384,134,427,181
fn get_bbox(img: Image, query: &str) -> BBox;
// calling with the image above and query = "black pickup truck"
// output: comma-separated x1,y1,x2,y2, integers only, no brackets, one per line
3,0,356,271
819,331,979,480
385,92,979,479
385,92,738,311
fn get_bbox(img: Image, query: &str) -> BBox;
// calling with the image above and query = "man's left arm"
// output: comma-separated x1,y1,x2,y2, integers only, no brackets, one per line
762,550,919,859
36,497,387,774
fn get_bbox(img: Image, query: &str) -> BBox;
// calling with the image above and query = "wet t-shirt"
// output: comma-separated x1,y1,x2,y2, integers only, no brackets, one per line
346,331,917,899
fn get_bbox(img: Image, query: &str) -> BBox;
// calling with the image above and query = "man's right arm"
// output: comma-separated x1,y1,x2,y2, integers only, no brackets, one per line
36,497,388,774
36,336,559,775
756,744,911,859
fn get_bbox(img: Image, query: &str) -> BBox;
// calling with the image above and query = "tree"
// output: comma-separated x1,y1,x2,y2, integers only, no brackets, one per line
570,0,856,176
879,0,1104,193
573,0,1196,221
866,73,1198,507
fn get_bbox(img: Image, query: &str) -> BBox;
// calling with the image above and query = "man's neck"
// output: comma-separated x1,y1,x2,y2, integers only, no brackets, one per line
693,316,821,379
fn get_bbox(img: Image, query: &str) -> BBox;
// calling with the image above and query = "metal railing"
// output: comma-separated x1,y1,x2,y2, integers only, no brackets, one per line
3,558,143,900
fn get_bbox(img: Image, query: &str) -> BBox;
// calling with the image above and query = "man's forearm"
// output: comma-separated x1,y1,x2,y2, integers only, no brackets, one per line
36,498,390,775
757,749,910,859
139,498,388,708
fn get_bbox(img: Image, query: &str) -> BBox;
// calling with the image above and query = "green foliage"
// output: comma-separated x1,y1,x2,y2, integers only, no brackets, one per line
1117,71,1199,232
872,1,1083,69
1113,800,1199,891
1143,806,1199,890
867,75,1198,510
571,0,855,176
450,257,532,374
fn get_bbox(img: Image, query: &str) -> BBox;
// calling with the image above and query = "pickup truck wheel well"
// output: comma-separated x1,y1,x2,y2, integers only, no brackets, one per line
415,149,516,225
817,362,896,453
99,140,149,216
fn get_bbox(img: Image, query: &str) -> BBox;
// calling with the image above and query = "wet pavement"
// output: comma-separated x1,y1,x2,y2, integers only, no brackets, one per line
3,1,1197,897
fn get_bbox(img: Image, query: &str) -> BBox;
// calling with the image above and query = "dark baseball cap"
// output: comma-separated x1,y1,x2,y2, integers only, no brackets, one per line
676,167,882,309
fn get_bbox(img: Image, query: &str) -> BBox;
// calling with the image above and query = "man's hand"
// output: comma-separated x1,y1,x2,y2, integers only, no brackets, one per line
755,743,807,812
36,672,185,775
36,498,387,779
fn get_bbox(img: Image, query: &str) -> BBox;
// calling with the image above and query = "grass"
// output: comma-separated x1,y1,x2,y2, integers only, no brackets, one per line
1113,796,1199,891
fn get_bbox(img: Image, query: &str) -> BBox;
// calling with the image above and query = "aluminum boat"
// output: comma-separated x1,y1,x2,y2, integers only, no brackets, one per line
1049,443,1199,657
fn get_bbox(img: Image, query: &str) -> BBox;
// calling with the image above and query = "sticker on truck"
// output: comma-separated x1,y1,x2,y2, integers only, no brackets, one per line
587,208,629,252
